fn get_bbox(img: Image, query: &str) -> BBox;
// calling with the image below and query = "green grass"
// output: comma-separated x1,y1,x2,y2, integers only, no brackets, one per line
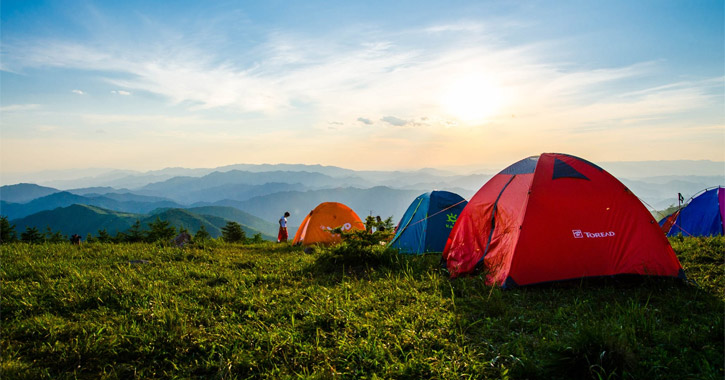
1,237,723,379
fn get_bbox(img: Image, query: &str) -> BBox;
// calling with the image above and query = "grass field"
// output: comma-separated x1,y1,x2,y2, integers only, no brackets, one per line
1,237,723,379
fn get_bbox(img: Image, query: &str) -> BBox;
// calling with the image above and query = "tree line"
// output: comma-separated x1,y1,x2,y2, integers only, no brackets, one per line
0,216,262,245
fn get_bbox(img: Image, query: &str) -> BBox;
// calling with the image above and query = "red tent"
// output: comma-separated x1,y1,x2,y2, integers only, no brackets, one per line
443,153,685,287
659,210,680,235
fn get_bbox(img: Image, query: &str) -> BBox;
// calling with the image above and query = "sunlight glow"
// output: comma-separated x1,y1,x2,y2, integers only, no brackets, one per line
439,73,507,124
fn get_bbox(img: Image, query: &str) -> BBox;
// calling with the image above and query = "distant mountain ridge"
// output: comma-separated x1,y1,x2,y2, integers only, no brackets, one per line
10,204,276,240
1,191,183,220
0,183,60,203
599,160,725,179
3,160,722,189
138,169,366,189
2,162,722,234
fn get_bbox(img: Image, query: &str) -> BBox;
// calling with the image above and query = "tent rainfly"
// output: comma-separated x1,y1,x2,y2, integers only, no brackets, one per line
443,153,686,287
292,202,365,246
390,190,467,254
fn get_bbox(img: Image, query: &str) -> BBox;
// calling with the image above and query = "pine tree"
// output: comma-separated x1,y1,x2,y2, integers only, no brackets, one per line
114,231,128,242
194,225,211,241
146,217,176,242
0,216,17,244
44,226,66,243
126,220,145,242
97,229,112,243
221,221,245,243
250,233,264,244
21,227,44,244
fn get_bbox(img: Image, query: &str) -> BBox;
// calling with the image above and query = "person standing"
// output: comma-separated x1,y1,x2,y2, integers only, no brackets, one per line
278,212,290,242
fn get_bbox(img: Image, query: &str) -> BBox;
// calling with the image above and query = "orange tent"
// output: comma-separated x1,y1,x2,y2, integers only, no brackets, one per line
292,202,365,245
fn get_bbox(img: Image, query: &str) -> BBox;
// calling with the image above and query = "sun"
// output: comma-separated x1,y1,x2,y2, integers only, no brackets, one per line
439,73,506,124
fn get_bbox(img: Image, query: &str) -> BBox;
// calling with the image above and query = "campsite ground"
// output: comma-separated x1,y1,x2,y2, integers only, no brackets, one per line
2,237,723,379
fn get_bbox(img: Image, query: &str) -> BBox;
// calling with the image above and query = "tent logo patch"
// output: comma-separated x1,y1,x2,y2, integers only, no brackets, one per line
445,213,459,229
321,223,353,236
573,229,615,239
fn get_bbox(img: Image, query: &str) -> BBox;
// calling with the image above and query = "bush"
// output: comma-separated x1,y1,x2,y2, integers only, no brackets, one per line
331,215,395,251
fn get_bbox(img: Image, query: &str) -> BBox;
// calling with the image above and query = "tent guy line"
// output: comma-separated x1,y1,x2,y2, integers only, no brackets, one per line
637,195,695,237
394,199,467,233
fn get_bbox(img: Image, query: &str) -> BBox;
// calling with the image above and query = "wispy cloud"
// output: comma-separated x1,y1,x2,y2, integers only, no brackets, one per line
2,15,721,172
4,27,717,130
0,104,40,112
35,125,60,132
425,22,486,34
357,117,373,125
381,116,408,127
72,89,85,95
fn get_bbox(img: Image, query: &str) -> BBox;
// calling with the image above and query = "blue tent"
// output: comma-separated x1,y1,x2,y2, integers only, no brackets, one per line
390,190,467,254
663,186,724,237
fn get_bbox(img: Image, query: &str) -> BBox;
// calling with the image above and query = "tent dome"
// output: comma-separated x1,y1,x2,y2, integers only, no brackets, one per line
660,186,724,237
292,202,365,246
443,153,685,287
389,191,467,254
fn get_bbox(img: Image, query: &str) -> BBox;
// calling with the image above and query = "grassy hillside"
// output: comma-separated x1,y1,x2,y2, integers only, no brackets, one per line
186,206,278,237
1,237,722,379
11,204,139,236
9,205,276,241
144,208,275,240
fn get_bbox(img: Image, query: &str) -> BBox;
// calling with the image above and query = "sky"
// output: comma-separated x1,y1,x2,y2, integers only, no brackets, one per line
1,0,723,176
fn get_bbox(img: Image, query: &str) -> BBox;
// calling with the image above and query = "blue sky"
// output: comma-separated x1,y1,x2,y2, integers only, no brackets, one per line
1,0,723,174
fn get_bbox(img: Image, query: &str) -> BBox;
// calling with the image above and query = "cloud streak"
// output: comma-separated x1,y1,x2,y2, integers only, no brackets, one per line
1,11,722,173
381,116,408,127
0,104,40,112
3,23,720,133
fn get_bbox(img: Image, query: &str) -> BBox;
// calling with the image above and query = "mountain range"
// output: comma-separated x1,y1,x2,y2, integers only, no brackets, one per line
0,190,183,220
10,204,278,240
1,161,722,239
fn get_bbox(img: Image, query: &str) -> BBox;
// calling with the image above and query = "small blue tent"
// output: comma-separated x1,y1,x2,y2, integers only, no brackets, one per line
662,186,724,237
390,190,467,254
